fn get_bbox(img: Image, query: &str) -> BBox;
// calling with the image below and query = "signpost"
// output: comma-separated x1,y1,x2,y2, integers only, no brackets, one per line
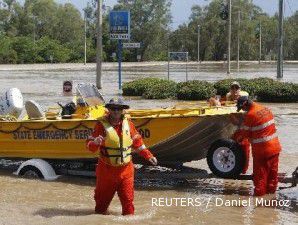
109,11,131,90
168,52,189,81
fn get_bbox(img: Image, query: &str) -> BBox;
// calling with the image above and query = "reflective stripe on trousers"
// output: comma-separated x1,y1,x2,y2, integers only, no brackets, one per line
251,133,278,144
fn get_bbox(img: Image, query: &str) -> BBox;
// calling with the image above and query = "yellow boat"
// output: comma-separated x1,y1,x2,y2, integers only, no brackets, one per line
0,84,244,179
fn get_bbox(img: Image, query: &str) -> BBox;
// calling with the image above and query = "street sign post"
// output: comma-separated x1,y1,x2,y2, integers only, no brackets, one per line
109,11,131,90
168,52,189,81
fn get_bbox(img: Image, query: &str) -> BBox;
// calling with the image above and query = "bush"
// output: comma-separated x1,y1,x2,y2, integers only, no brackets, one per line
143,80,177,99
249,78,277,97
122,77,298,103
177,80,216,100
122,78,164,96
213,78,278,98
257,81,298,103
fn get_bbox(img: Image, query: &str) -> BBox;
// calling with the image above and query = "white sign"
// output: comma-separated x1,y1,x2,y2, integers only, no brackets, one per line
110,34,130,40
123,42,141,48
63,80,73,96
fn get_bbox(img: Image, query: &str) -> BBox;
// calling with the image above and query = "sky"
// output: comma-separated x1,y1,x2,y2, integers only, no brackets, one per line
54,0,298,28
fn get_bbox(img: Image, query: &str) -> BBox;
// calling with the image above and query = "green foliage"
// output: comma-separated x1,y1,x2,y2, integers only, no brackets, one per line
249,77,276,95
257,82,298,103
214,79,246,96
11,36,37,63
0,35,18,63
171,0,297,61
123,77,298,103
114,0,171,61
214,78,298,102
122,78,164,96
177,80,215,100
35,37,70,63
143,80,177,99
214,78,278,98
0,0,297,63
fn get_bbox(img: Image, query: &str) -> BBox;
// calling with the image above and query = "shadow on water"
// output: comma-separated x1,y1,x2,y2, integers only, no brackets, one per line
33,208,95,218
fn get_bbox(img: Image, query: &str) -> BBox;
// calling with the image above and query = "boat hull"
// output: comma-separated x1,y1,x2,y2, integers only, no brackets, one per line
0,109,240,164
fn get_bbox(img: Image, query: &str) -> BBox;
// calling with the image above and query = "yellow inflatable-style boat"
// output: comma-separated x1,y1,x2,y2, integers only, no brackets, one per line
0,83,240,166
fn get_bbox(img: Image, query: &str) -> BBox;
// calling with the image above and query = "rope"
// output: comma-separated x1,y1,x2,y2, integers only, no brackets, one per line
134,119,152,129
0,121,92,134
0,115,17,122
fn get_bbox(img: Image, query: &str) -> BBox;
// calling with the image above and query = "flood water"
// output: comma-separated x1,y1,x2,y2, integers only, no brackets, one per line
0,62,297,225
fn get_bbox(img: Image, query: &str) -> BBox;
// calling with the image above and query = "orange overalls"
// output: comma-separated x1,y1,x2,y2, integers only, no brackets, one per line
86,116,153,215
234,103,281,196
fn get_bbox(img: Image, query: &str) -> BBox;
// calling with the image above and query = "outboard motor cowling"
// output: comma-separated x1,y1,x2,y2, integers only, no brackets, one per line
0,88,24,118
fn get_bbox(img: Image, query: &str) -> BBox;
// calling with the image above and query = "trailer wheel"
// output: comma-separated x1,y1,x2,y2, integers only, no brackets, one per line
19,166,44,179
207,139,245,178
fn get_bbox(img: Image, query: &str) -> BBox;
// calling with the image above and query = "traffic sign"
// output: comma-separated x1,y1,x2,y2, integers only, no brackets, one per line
123,42,141,48
109,11,130,40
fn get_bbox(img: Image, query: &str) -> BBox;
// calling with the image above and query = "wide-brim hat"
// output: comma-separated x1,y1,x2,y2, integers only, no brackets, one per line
105,98,130,109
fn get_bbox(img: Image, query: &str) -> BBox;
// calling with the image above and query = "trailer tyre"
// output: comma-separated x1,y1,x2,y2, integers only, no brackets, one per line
19,166,44,179
207,139,245,178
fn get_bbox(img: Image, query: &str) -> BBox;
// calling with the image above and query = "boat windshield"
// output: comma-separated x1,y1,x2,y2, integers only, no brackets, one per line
76,83,105,106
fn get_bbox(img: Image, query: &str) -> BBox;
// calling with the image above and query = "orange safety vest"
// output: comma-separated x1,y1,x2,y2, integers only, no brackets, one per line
239,103,281,157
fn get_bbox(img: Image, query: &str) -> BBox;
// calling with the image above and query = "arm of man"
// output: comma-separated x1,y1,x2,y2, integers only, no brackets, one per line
226,92,232,102
233,113,253,143
129,120,157,165
86,122,105,153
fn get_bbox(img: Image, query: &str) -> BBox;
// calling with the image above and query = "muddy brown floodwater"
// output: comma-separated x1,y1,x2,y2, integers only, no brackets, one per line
0,62,297,225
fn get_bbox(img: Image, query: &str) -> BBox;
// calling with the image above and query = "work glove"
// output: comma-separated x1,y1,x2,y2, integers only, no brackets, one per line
148,157,158,166
88,135,104,146
94,135,104,146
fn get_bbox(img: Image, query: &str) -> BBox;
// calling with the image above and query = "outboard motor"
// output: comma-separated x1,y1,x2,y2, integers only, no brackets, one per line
58,102,76,119
0,88,24,119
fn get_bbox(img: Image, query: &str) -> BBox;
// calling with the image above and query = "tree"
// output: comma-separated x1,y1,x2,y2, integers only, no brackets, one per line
113,0,172,61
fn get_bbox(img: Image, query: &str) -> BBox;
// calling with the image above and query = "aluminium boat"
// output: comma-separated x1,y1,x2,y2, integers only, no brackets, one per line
0,83,240,165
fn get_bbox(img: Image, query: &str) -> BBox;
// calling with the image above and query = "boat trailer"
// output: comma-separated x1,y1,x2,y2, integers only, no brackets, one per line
2,158,297,188
132,166,298,188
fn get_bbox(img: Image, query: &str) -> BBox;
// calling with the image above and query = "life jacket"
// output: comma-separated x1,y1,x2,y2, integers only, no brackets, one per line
241,103,281,157
99,118,133,166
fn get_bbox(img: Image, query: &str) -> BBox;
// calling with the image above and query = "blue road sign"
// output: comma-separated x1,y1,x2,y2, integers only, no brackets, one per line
109,11,130,40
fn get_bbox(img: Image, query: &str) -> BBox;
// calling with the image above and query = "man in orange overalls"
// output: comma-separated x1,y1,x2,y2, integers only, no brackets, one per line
233,96,282,196
86,98,157,215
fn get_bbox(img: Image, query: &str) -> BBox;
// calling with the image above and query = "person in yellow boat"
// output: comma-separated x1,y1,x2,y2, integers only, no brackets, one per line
86,98,157,216
208,93,221,107
226,81,249,102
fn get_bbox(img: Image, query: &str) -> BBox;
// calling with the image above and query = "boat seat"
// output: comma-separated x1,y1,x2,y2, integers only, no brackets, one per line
25,100,44,120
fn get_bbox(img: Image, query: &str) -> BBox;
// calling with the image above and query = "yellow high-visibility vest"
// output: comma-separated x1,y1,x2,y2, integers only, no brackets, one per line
100,118,133,166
